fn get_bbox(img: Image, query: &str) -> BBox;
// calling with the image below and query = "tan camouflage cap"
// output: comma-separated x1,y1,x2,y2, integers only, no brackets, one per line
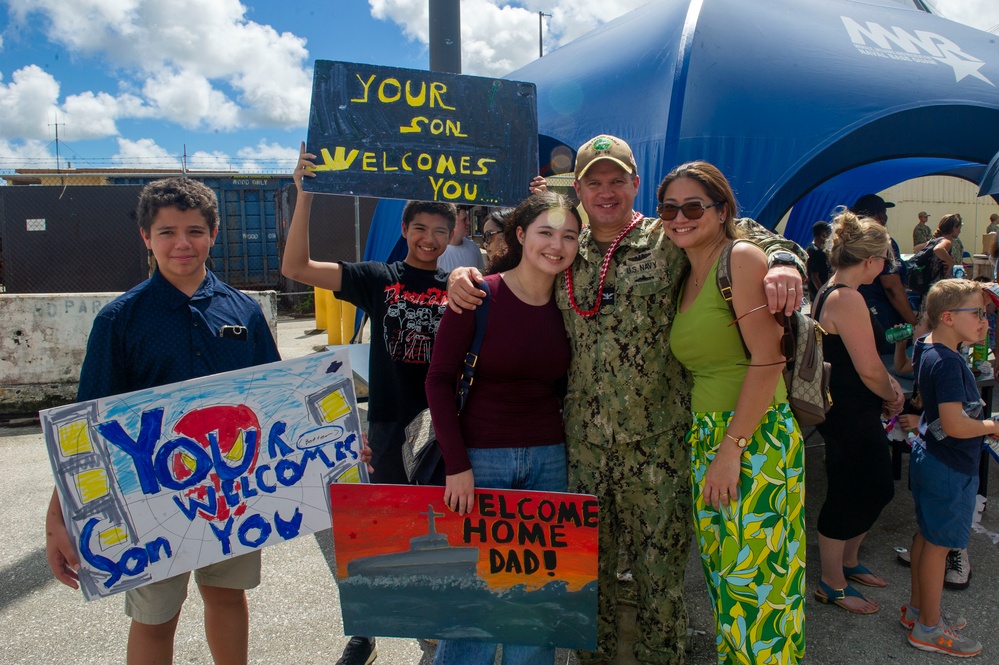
574,135,638,179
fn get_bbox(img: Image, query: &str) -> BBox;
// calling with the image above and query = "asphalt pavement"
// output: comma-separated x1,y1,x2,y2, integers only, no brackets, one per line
3,316,999,664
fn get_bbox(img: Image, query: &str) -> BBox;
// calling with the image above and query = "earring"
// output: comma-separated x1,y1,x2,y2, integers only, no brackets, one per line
720,217,726,222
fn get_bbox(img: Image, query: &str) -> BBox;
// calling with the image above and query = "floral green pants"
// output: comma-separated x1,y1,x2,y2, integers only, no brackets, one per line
687,404,806,665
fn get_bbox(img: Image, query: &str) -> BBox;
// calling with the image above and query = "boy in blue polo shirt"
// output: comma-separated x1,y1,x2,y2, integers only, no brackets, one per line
905,278,994,658
45,178,280,665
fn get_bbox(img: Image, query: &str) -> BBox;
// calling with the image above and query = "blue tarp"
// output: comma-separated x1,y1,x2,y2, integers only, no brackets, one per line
507,0,999,235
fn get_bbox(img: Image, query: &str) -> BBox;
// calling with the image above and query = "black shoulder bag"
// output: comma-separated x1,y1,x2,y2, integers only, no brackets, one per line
402,280,491,485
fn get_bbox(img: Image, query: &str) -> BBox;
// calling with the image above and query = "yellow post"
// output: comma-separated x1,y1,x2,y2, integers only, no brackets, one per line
340,301,357,343
326,289,342,345
314,287,328,331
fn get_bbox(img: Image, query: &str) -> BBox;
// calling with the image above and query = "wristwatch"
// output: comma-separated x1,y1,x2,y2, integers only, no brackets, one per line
725,433,749,449
769,250,798,268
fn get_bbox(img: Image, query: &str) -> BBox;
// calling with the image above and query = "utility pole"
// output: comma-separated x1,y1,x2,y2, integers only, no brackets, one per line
538,11,552,58
429,0,461,74
49,114,66,172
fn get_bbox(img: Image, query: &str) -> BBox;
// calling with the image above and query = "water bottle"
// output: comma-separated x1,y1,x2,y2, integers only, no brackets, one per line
885,324,913,344
953,265,966,279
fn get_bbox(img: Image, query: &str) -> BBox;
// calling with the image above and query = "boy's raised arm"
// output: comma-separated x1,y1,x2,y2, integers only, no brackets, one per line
281,141,345,292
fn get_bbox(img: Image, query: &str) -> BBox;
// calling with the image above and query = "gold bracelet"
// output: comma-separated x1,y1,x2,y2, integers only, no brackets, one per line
724,432,749,449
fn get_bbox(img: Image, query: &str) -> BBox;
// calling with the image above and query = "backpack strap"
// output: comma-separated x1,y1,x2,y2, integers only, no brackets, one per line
810,282,847,322
455,278,491,412
715,240,751,358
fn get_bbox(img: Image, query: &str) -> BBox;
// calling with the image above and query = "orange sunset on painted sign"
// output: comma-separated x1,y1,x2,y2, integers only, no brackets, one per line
329,483,598,649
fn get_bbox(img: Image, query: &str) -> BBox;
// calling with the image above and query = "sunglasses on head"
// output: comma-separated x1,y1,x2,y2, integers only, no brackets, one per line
948,307,986,320
657,201,724,221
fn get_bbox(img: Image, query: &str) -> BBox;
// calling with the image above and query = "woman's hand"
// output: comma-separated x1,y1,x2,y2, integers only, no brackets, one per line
703,447,742,513
529,175,548,194
884,376,905,416
444,469,475,515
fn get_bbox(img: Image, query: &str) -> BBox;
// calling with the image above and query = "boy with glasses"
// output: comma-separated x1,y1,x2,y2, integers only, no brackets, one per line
905,279,992,657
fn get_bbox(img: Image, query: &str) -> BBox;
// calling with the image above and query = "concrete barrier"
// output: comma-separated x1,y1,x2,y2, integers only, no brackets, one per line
0,291,278,418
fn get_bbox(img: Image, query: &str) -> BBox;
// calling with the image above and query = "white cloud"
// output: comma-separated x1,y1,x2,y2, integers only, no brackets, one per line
0,65,61,140
368,0,650,76
187,150,236,171
7,0,313,130
0,139,56,170
930,0,999,33
142,70,241,131
112,137,181,169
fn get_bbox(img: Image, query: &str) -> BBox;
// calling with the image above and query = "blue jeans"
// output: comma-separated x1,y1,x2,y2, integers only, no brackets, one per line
433,443,566,665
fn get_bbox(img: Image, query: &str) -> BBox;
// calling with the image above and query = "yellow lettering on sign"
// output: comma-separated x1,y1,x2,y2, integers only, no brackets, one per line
446,119,467,138
350,74,377,103
314,147,360,171
382,153,398,172
378,77,402,103
429,177,479,202
401,152,412,171
459,156,471,174
362,152,377,171
436,155,456,175
405,81,426,106
430,82,456,110
474,158,496,175
399,116,427,134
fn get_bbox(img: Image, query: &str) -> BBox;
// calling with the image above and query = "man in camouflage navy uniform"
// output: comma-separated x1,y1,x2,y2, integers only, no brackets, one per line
449,135,804,665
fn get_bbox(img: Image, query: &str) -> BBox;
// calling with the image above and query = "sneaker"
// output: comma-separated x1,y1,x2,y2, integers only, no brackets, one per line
900,604,968,630
336,637,377,665
895,546,911,567
909,621,982,657
945,548,972,590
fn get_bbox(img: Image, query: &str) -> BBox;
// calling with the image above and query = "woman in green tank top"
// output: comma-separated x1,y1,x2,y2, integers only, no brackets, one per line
657,162,806,665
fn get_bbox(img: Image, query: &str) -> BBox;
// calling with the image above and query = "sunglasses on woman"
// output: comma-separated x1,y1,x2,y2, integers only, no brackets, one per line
482,229,502,244
657,201,724,221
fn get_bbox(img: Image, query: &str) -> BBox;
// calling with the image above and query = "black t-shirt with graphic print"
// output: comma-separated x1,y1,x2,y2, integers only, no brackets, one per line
338,260,449,425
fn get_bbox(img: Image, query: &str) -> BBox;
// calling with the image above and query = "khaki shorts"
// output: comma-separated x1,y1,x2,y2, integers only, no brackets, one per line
124,550,262,625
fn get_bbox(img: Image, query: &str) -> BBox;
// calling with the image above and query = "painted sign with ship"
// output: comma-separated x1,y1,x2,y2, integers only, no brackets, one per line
329,484,598,648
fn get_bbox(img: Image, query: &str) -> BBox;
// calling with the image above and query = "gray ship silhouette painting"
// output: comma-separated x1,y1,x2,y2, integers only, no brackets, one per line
347,505,479,578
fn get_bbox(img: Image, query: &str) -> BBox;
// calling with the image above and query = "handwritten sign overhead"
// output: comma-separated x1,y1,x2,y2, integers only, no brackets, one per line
42,350,367,601
305,60,538,207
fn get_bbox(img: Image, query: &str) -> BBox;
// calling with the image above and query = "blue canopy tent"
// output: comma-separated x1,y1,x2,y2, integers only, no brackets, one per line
504,0,999,242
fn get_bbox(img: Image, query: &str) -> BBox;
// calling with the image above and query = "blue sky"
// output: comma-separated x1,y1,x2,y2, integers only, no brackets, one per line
1,0,996,176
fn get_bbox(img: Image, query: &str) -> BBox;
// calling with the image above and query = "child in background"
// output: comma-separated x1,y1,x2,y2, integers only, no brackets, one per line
905,279,993,657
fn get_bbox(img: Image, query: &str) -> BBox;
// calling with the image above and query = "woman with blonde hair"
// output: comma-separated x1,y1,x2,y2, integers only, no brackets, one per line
812,208,905,614
658,161,805,664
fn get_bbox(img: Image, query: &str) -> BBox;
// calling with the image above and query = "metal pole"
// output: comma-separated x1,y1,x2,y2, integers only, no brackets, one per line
354,196,362,261
538,12,552,58
429,0,461,73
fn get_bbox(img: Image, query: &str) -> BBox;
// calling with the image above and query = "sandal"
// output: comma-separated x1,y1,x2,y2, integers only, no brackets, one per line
844,563,888,588
814,579,878,614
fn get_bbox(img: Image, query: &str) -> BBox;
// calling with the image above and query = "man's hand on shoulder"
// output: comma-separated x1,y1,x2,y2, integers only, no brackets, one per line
447,267,486,313
764,265,803,316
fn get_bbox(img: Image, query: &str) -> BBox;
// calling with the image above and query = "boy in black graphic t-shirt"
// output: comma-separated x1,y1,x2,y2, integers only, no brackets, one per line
282,142,455,485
